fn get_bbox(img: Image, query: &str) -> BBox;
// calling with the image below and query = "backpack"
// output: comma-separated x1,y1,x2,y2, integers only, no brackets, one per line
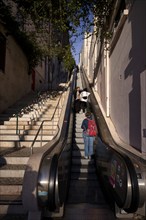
86,119,97,136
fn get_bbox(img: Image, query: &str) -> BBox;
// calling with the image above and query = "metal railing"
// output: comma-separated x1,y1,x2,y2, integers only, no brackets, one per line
30,86,67,154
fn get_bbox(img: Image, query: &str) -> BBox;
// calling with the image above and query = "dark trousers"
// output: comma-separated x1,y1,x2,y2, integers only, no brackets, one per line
75,99,81,113
81,101,87,113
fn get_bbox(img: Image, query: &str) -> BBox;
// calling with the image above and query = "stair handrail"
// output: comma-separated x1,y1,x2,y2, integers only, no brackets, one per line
30,84,68,154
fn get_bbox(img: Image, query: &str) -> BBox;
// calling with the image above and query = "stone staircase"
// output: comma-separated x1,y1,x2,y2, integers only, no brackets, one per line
0,90,64,219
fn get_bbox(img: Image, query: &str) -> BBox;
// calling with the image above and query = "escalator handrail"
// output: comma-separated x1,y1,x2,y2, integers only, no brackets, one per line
47,154,58,211
81,68,139,213
37,70,77,211
46,70,77,210
119,152,139,212
22,71,77,213
107,145,139,211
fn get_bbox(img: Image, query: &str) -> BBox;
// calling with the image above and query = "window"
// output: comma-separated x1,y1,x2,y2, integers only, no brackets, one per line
0,33,6,73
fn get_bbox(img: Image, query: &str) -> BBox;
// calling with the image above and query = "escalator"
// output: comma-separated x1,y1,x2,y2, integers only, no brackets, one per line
61,112,116,220
22,70,146,220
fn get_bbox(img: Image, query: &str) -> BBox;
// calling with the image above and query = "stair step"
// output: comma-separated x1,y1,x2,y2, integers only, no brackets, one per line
0,177,23,185
0,177,23,195
4,105,55,112
0,134,53,141
0,157,29,164
0,111,59,117
0,129,56,135
0,204,25,215
0,141,48,147
2,121,58,125
0,116,59,122
0,186,22,196
0,125,57,129
0,147,39,158
0,90,63,217
0,195,22,205
0,164,26,177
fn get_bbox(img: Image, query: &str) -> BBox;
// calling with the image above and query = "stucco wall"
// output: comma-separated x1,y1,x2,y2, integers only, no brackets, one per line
109,1,146,152
95,47,106,112
0,27,31,113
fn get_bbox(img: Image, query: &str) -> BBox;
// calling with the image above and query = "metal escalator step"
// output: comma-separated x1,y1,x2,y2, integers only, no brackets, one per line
71,158,94,166
72,143,84,150
67,180,108,205
63,204,116,220
71,172,97,180
71,166,96,173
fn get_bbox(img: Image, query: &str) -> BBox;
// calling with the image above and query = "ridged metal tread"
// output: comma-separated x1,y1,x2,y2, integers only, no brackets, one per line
63,84,117,219
62,203,116,220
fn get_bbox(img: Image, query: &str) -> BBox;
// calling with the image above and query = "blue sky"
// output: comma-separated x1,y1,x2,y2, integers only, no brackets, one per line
70,13,93,64
70,25,85,65
71,34,83,65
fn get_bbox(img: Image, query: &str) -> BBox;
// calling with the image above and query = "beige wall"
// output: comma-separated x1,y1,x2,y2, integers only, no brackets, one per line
110,1,146,153
34,61,47,91
0,26,31,113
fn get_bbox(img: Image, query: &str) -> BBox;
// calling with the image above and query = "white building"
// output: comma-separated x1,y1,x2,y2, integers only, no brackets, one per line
80,0,146,158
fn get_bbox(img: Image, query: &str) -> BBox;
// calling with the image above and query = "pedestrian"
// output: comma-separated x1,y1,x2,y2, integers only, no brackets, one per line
80,88,90,113
81,111,98,159
74,86,81,113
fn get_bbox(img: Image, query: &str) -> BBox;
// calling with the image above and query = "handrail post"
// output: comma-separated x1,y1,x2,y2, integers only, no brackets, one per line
16,113,19,135
40,125,43,148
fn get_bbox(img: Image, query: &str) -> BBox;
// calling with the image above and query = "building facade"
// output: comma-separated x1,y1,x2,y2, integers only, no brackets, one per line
80,0,146,158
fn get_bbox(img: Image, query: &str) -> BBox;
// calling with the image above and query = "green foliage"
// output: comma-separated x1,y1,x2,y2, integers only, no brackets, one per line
62,45,75,72
0,1,47,68
0,0,115,69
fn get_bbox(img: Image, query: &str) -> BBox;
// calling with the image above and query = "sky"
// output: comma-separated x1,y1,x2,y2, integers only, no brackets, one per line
70,25,85,65
70,13,93,65
71,34,83,65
